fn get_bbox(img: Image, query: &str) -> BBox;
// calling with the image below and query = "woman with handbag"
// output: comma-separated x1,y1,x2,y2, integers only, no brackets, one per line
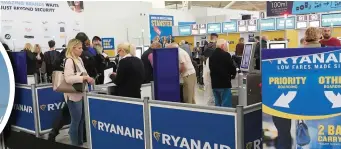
64,39,95,146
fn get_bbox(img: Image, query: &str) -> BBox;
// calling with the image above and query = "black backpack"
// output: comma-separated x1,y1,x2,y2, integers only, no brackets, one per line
44,50,61,75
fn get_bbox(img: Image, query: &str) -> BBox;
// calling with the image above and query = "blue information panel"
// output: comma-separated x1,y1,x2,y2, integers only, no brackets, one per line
244,109,262,149
207,23,222,33
260,18,276,31
276,16,296,30
262,47,341,148
321,13,341,27
88,97,145,149
150,105,236,149
36,87,67,131
12,87,34,131
222,21,237,33
178,25,191,36
102,38,115,50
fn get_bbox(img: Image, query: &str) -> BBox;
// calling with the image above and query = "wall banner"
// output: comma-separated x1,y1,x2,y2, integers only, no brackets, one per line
102,37,115,57
149,15,174,41
262,47,341,149
267,1,341,17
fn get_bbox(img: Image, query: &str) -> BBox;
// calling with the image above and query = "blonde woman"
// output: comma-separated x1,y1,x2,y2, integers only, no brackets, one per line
22,43,37,75
110,42,144,98
304,27,322,48
33,44,44,75
64,39,94,146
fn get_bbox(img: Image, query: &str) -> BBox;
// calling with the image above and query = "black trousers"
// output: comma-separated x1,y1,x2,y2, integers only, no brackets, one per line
272,116,292,149
50,103,87,141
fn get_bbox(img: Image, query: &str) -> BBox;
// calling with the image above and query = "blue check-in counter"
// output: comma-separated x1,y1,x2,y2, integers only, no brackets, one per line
11,84,69,137
84,92,262,149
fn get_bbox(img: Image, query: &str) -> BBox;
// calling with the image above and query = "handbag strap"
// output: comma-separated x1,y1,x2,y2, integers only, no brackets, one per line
63,58,77,75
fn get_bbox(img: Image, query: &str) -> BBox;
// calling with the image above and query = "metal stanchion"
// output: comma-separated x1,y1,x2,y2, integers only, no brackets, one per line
143,97,151,149
236,105,244,149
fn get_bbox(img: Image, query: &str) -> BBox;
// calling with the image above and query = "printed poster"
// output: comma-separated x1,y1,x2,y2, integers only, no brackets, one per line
149,15,173,42
262,47,341,149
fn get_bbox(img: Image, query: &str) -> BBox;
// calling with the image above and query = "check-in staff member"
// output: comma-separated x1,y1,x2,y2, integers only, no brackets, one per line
110,42,145,98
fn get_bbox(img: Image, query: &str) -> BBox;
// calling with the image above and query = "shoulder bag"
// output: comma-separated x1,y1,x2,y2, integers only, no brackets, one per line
52,58,86,93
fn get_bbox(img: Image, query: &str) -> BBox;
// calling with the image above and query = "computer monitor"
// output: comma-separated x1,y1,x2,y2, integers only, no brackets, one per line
143,46,149,52
136,46,143,59
267,41,287,49
240,43,254,72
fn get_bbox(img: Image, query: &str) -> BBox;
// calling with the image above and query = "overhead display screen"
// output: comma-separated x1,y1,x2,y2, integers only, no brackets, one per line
276,16,295,30
222,21,237,33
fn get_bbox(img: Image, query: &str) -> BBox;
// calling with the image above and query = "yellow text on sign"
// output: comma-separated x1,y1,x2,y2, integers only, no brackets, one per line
151,20,173,26
318,125,341,142
269,77,306,85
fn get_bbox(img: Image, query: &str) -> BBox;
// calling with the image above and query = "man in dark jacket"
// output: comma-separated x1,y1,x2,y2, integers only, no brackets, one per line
141,42,162,83
75,32,98,78
43,40,60,82
254,36,267,70
209,39,236,107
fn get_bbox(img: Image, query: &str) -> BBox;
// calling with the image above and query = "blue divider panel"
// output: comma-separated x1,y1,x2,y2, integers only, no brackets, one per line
36,87,67,131
9,52,27,84
12,87,34,131
244,109,262,149
153,48,180,102
88,97,145,149
150,105,236,149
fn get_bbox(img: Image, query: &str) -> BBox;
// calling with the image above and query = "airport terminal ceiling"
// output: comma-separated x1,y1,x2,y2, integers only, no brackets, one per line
165,1,266,11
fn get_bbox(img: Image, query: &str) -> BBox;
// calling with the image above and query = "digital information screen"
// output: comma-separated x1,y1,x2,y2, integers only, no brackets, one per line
269,43,285,49
136,47,143,58
240,44,253,71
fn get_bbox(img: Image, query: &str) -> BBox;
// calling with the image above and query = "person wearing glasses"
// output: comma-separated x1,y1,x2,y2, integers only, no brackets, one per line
110,42,145,98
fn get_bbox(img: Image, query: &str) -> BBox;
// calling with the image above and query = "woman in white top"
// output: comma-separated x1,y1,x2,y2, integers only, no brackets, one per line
203,58,215,106
64,39,94,146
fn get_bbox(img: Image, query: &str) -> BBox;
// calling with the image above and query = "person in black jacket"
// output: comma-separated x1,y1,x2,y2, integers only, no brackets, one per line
141,42,161,83
209,39,236,107
92,36,111,84
75,32,98,79
254,36,268,70
22,43,37,75
33,44,45,83
43,40,61,82
110,42,144,98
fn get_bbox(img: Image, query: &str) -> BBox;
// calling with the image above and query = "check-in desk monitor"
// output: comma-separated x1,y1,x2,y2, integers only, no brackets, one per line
136,46,143,59
240,43,254,72
143,46,149,52
267,41,288,49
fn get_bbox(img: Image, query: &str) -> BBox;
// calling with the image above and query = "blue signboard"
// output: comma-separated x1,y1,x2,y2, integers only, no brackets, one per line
178,22,196,26
178,25,191,36
260,18,276,31
262,47,341,149
101,38,115,50
262,47,341,119
222,21,237,33
149,15,174,41
36,87,67,131
12,87,35,131
153,48,180,102
207,23,222,33
276,16,296,30
267,1,341,17
88,97,145,149
244,109,262,149
150,106,236,149
321,13,341,27
9,52,27,84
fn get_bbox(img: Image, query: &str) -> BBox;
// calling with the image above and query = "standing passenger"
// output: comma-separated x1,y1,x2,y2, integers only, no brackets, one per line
209,39,236,107
64,39,94,146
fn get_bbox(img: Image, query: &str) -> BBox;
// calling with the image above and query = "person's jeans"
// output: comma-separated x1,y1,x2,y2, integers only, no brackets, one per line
67,99,85,146
213,88,232,107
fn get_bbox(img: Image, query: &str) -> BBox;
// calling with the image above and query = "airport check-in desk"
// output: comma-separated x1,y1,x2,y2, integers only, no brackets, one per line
92,83,153,100
237,72,261,106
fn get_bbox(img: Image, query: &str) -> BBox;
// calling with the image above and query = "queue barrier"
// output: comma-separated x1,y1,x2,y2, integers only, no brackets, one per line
12,84,69,137
85,92,262,149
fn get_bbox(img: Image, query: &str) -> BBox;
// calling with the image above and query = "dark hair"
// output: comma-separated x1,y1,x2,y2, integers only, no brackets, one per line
71,1,84,9
254,36,260,41
48,40,55,48
75,32,89,43
185,41,189,44
210,33,218,37
62,44,66,48
92,36,101,42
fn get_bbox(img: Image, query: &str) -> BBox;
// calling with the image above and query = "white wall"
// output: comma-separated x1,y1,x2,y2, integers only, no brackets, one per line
206,7,260,19
151,8,195,26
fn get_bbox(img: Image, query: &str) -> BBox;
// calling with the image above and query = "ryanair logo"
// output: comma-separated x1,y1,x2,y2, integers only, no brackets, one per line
152,131,231,149
91,120,144,140
40,102,66,111
13,104,33,113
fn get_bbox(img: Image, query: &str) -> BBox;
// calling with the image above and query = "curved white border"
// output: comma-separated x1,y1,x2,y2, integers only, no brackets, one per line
0,43,15,133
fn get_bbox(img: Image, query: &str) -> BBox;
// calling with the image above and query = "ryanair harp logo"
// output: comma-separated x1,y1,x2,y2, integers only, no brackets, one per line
40,105,46,111
153,131,161,142
92,120,97,127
